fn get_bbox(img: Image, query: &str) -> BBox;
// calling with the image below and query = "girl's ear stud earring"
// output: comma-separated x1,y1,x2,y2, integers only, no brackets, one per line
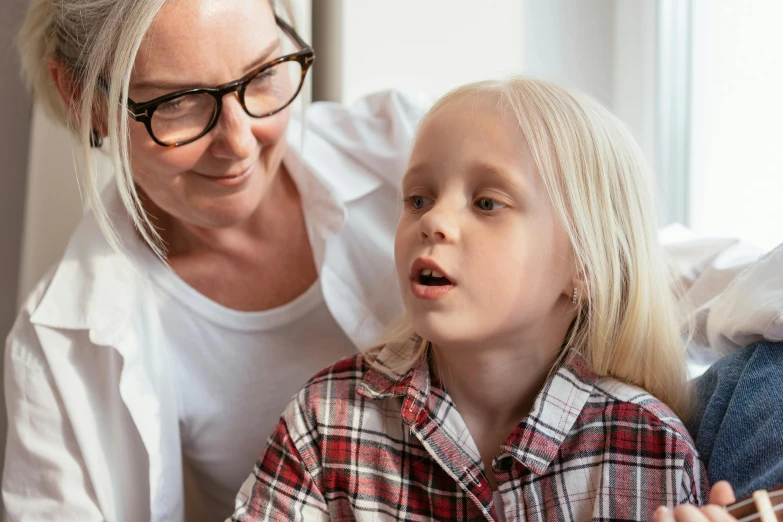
572,287,578,305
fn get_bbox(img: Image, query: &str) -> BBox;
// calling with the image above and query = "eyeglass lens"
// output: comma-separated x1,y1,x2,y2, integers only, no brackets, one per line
150,59,303,145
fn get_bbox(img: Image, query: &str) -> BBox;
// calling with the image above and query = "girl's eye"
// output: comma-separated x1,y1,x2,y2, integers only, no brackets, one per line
475,197,506,211
406,195,433,210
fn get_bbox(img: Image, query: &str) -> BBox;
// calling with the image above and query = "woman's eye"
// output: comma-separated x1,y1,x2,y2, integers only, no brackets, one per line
250,69,276,88
158,99,184,113
156,95,201,117
475,197,506,211
406,195,433,210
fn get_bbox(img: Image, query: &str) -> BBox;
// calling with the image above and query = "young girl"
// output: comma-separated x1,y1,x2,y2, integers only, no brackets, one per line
228,78,707,521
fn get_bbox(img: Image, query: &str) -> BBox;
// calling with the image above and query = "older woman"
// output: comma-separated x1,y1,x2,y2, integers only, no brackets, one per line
4,0,426,520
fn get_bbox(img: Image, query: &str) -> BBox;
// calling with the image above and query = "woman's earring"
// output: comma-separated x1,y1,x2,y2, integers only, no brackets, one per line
90,128,103,148
572,287,578,305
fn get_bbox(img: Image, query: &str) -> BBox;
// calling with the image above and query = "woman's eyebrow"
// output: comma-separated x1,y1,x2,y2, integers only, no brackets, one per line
130,38,281,92
240,37,283,74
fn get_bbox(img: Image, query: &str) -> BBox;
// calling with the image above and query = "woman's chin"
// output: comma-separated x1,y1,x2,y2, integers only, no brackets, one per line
182,194,260,228
199,206,259,228
185,178,268,228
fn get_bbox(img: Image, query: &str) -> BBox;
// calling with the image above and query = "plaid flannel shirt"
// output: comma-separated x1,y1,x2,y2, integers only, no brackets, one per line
230,342,706,521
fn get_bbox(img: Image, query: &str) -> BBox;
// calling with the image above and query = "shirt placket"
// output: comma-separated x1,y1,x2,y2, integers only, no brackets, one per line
401,385,497,521
491,451,525,522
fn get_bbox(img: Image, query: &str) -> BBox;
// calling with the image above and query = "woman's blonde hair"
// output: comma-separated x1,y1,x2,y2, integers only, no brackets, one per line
376,77,692,420
16,0,296,258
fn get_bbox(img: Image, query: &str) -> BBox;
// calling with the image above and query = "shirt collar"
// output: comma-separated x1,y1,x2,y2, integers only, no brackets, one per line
358,340,599,476
502,353,598,475
29,183,139,346
357,336,429,401
285,116,384,205
29,120,388,339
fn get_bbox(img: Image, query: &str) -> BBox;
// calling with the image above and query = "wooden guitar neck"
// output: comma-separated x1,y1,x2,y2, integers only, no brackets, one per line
726,485,783,522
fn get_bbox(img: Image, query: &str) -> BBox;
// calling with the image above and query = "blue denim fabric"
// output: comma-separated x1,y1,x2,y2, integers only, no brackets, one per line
688,341,783,498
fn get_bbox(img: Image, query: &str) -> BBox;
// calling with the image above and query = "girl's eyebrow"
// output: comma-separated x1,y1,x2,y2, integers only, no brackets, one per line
401,164,430,185
402,162,529,192
471,162,527,192
130,38,281,92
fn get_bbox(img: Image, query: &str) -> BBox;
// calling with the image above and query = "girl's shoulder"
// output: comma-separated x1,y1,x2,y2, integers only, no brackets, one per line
284,351,371,405
300,352,371,394
280,347,405,429
278,352,379,435
589,376,696,445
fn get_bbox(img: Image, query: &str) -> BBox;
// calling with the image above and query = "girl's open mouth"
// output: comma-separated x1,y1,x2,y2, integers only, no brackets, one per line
410,258,455,300
418,268,453,286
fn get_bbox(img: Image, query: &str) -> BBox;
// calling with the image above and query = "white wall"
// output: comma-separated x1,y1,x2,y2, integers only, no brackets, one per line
1,0,35,490
336,0,645,116
525,0,659,176
612,0,659,174
689,0,783,250
339,0,525,104
523,0,616,107
333,0,659,180
18,108,97,304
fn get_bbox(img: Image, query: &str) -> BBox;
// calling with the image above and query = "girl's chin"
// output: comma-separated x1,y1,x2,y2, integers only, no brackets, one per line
408,321,472,350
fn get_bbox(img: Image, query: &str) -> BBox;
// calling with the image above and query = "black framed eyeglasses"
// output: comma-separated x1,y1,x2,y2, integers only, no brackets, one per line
126,16,314,147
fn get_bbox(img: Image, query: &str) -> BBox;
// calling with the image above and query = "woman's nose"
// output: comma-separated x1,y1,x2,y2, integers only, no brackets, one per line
209,94,255,159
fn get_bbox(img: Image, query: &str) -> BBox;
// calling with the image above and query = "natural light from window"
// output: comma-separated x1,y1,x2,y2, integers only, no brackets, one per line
689,0,783,251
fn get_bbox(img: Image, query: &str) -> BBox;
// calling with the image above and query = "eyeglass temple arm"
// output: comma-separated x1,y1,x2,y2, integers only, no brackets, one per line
275,15,311,52
97,75,145,118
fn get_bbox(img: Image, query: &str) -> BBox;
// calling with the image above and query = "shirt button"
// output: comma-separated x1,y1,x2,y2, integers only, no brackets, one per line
497,457,514,472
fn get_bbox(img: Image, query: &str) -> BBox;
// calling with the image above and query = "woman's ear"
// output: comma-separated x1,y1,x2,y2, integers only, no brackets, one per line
47,58,107,137
48,58,79,123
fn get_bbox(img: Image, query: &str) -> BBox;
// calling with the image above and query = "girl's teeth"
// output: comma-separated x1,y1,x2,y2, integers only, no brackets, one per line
431,270,444,278
421,269,433,276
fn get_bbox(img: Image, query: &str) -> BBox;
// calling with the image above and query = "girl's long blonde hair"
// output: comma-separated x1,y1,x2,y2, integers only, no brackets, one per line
376,77,692,420
16,0,296,258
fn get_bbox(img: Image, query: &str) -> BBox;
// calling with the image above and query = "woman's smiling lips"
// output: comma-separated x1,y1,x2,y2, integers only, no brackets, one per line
409,257,456,300
194,163,255,187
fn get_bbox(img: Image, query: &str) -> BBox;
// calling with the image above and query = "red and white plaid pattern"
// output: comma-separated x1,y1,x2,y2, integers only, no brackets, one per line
230,341,706,521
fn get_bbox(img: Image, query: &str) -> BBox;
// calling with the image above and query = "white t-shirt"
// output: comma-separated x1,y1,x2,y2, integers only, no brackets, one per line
151,270,353,520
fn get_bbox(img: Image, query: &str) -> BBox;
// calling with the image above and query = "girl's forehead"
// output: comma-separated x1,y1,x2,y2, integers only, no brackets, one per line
415,94,526,157
422,94,521,139
408,93,543,190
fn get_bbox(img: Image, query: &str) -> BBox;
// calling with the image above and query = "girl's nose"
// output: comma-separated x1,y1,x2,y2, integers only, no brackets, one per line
419,204,460,244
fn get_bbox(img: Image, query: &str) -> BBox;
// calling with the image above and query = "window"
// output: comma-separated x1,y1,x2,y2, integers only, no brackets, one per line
688,0,783,250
